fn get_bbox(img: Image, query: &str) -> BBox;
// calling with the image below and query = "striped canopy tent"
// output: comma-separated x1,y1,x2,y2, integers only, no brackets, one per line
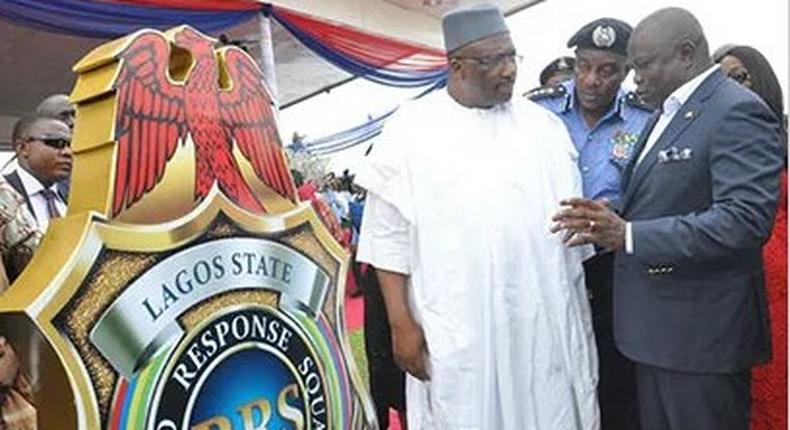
275,0,540,50
0,0,543,148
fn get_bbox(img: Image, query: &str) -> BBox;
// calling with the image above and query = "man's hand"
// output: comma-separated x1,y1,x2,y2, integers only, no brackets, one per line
551,198,627,252
390,316,430,381
374,269,431,381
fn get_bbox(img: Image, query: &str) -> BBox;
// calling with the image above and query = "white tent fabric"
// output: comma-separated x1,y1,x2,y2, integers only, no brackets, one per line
273,0,543,49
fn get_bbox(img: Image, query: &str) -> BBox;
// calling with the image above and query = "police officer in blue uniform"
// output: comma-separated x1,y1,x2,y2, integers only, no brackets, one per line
530,18,653,430
537,56,575,87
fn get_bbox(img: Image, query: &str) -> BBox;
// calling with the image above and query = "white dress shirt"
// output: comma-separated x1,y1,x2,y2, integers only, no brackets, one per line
625,65,720,253
16,167,66,232
356,193,411,274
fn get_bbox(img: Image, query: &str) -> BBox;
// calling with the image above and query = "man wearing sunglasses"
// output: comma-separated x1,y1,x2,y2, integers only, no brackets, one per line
356,4,597,429
5,116,72,235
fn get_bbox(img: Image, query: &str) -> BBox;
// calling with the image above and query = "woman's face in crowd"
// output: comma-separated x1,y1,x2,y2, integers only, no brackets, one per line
719,55,753,89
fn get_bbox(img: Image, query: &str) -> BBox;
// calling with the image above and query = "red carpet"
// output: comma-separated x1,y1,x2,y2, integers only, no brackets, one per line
345,294,364,331
344,294,404,430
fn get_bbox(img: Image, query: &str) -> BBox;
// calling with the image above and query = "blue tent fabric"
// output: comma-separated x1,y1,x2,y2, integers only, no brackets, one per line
0,0,257,38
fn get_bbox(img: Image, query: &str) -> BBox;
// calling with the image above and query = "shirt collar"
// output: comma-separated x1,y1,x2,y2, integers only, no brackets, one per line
563,80,576,112
661,64,719,115
17,166,56,197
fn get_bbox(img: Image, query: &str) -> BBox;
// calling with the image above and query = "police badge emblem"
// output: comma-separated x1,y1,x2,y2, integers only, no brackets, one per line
611,130,639,161
0,26,376,429
592,25,616,48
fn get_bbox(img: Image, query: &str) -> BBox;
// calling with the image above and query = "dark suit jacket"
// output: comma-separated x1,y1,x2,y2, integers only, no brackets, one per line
614,69,784,373
3,170,68,225
3,171,35,223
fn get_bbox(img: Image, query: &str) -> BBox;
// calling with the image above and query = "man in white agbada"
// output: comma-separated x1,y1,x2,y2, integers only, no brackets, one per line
356,4,599,429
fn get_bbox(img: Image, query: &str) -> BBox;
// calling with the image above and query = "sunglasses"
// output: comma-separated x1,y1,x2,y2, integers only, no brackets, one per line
26,136,71,150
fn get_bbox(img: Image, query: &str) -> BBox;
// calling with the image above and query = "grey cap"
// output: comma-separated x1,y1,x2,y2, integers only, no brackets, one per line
442,4,509,54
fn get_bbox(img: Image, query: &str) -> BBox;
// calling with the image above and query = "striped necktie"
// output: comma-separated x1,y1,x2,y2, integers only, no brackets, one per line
40,189,61,219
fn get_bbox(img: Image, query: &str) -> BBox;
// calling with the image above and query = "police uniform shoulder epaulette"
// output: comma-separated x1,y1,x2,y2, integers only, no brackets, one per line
624,91,652,111
524,84,567,101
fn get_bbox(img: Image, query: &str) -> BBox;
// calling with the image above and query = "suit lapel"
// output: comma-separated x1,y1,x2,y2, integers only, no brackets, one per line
56,180,69,203
621,69,727,212
625,99,703,196
621,111,660,194
3,171,36,222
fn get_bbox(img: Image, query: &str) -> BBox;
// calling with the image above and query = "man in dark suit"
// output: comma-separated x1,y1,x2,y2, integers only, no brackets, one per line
551,8,784,430
0,116,70,282
5,116,71,233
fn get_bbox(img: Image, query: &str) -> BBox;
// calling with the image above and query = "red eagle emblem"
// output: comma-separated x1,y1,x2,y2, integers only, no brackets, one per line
112,26,296,216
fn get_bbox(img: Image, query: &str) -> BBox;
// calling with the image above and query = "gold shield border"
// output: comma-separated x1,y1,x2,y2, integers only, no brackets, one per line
0,188,375,429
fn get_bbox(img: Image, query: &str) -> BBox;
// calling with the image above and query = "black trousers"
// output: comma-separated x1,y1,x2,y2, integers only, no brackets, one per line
361,267,405,428
585,253,640,430
635,363,751,430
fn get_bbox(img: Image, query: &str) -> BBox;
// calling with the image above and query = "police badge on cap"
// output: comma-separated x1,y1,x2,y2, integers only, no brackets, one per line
592,25,616,48
567,17,632,56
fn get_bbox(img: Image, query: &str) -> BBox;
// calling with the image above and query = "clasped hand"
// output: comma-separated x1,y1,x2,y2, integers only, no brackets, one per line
391,316,430,381
550,198,627,252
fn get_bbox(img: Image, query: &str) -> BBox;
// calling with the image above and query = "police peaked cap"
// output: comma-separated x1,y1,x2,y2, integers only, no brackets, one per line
539,56,575,86
567,17,632,57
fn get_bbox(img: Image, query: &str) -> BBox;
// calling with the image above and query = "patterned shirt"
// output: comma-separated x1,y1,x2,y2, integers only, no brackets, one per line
0,177,42,283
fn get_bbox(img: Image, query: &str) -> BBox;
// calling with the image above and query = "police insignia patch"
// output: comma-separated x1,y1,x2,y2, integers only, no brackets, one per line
592,25,616,48
524,84,566,100
611,130,639,160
